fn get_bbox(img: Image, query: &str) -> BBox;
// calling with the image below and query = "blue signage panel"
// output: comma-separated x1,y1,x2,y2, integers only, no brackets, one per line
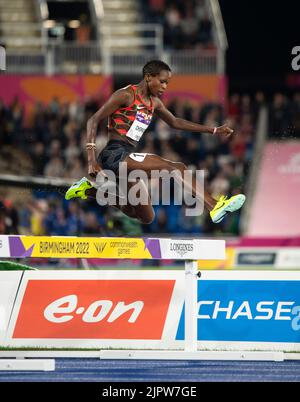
176,280,300,343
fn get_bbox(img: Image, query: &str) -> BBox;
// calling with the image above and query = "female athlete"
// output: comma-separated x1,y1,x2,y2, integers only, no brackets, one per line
65,60,245,224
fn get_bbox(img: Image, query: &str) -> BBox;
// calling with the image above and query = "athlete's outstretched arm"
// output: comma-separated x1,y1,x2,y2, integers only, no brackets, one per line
154,98,234,137
86,89,131,177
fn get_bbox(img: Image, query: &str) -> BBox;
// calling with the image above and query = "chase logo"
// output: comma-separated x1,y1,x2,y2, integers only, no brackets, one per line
197,300,294,320
176,280,300,343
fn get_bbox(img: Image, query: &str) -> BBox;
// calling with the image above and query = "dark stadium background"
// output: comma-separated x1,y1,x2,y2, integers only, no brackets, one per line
220,0,300,94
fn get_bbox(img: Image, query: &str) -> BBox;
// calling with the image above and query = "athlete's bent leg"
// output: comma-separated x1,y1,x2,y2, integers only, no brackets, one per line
124,154,216,211
121,180,155,224
123,153,246,223
87,178,155,224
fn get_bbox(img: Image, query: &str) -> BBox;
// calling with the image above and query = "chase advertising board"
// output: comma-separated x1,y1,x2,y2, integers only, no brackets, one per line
176,279,300,343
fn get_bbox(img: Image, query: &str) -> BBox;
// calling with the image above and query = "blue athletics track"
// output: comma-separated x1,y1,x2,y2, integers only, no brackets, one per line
1,358,300,382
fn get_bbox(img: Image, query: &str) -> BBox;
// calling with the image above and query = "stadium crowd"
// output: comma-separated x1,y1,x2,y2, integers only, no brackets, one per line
0,88,280,237
268,92,300,138
141,0,214,50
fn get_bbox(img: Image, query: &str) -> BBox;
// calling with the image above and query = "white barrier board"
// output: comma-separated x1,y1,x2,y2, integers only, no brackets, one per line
0,272,23,343
2,270,300,352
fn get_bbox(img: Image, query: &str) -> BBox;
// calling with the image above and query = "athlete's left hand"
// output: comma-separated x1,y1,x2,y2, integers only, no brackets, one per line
214,124,234,138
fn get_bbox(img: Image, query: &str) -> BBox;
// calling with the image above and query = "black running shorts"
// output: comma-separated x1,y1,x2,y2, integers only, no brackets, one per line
97,139,135,174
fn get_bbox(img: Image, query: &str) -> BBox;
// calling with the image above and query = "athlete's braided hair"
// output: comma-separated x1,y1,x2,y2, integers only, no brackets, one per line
142,60,171,77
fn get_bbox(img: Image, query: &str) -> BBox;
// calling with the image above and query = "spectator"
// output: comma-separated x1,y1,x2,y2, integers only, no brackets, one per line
10,96,24,136
66,201,84,235
252,91,266,124
210,171,230,199
177,204,202,234
269,93,291,137
228,94,240,121
3,199,19,234
44,156,64,177
82,211,101,235
64,137,81,166
30,142,47,176
196,10,213,47
291,92,300,137
0,200,7,234
67,157,85,180
75,14,92,44
163,4,182,49
180,2,199,47
29,199,48,235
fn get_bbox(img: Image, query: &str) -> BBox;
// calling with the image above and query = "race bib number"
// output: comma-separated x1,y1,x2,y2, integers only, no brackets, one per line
126,110,151,142
129,153,147,162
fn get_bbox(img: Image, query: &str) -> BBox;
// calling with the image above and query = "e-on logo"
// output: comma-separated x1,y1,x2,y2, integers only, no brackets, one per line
43,294,144,323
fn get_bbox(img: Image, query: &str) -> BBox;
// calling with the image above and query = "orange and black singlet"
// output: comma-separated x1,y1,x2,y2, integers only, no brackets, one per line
108,85,154,142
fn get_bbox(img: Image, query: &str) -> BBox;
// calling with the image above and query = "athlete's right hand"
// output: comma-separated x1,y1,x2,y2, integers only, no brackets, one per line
214,124,234,138
88,161,101,179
